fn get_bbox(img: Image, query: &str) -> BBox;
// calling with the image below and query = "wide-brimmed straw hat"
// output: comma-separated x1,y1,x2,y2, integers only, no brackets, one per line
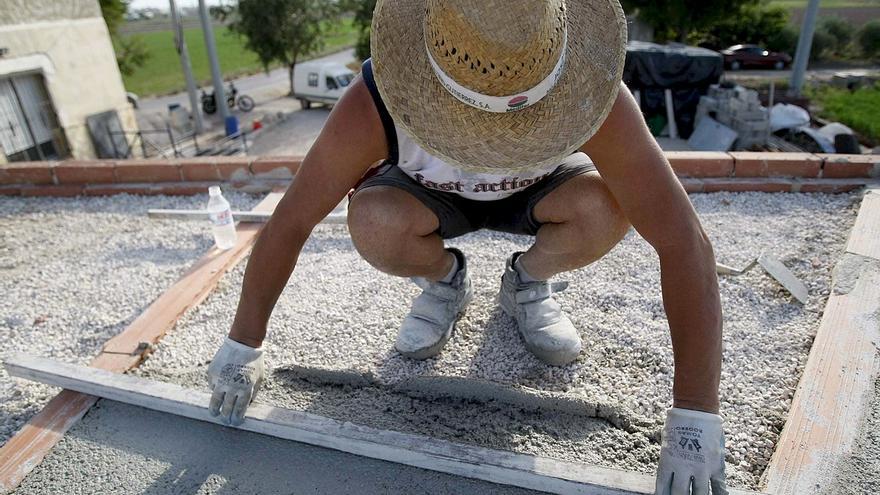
371,0,627,173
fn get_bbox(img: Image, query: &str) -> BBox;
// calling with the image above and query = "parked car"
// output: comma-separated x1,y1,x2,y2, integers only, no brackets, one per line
721,45,792,71
293,62,356,109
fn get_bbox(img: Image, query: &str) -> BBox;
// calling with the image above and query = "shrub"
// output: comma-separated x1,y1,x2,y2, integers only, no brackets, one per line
766,25,798,54
819,17,852,54
857,20,880,58
810,28,835,61
695,4,790,52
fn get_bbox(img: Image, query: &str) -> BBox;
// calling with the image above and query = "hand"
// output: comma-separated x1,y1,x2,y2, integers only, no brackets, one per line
655,408,728,495
207,337,265,426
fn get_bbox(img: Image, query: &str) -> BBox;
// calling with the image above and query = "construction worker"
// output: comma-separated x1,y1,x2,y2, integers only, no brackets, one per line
207,0,728,493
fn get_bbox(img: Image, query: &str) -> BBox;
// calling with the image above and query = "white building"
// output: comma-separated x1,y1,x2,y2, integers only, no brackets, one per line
0,0,138,163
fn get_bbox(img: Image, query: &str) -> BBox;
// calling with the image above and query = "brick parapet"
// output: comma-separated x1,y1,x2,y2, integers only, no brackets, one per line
1,153,878,197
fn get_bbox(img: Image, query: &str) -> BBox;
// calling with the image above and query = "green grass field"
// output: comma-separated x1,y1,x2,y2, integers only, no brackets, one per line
808,83,880,144
120,18,357,97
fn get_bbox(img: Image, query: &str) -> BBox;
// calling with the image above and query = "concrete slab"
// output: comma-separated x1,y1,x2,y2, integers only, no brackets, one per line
13,400,546,495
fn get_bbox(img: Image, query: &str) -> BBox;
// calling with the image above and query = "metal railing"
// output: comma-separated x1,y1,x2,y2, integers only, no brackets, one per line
108,126,251,159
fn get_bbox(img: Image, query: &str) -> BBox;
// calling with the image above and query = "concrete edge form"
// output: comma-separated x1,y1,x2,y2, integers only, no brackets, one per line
0,191,285,494
761,187,880,494
3,355,767,495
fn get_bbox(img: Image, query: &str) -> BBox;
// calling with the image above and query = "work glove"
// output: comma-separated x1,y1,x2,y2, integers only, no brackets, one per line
654,407,729,495
207,337,265,426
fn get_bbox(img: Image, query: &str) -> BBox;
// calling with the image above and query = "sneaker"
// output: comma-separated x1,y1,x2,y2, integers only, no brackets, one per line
498,252,582,366
395,248,473,360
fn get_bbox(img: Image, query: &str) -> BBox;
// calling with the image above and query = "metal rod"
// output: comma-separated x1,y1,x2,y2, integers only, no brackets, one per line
198,0,230,123
170,0,204,134
789,0,821,95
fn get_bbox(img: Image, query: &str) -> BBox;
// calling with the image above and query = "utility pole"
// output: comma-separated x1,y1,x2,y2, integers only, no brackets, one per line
170,0,203,133
789,0,821,96
198,0,230,124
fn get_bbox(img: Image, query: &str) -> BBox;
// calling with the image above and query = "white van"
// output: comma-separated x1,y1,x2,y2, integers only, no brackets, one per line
293,62,356,109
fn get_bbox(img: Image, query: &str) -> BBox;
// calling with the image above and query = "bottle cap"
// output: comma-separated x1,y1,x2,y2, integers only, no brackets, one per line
208,186,221,197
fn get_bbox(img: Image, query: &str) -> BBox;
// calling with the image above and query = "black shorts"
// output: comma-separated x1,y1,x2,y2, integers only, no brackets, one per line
352,153,598,239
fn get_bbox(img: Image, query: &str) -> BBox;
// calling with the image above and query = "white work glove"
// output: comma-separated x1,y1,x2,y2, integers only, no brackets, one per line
207,337,265,426
655,408,729,495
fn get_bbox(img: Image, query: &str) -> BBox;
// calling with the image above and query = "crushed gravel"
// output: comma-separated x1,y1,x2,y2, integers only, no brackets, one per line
0,191,259,447
133,191,860,489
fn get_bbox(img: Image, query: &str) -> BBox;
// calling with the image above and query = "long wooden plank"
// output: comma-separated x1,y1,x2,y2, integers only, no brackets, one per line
762,191,880,494
846,188,880,261
3,355,766,495
0,192,284,493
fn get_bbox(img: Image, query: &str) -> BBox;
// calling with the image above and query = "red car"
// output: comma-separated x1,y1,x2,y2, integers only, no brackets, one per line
721,44,792,70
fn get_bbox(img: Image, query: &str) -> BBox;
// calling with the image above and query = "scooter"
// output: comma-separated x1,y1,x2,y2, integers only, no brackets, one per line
201,82,255,114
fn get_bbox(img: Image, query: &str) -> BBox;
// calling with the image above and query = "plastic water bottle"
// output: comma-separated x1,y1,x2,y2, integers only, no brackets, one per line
207,186,237,250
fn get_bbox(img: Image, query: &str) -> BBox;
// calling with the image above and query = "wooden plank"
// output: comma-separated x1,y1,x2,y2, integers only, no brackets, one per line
757,254,809,305
762,192,880,494
3,355,766,495
846,188,880,261
0,192,284,493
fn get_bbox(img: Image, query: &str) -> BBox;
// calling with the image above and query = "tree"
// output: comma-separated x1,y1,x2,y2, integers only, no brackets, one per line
231,0,338,95
621,0,759,43
857,20,880,58
99,0,150,79
819,17,852,56
693,3,790,51
348,0,377,61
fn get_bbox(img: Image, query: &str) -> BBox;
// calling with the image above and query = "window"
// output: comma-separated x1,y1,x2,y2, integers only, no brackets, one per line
307,73,319,87
326,77,338,90
336,73,354,88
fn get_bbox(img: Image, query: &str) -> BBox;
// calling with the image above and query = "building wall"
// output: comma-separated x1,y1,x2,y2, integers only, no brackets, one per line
0,0,138,161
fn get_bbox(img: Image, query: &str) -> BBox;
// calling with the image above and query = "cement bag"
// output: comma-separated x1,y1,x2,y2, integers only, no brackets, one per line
770,104,810,132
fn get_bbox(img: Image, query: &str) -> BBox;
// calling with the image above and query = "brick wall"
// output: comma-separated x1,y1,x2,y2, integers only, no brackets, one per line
0,153,878,198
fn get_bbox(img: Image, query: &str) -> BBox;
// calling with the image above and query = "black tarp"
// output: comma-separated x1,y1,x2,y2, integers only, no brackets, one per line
624,42,724,138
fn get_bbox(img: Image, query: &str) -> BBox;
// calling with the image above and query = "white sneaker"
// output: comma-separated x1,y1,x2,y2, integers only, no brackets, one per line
498,252,582,366
395,248,473,360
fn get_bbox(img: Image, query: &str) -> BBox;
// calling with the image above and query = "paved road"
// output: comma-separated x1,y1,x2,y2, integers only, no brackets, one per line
138,49,356,117
727,67,880,81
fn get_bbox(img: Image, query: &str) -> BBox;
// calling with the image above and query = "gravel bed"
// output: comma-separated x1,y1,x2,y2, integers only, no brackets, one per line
135,191,860,489
0,191,259,446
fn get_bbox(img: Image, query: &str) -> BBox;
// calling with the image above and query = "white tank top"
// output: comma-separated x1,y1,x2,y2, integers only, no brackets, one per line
365,59,581,201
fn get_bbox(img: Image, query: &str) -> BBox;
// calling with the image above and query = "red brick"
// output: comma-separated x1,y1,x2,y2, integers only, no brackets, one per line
732,152,822,178
797,180,872,194
666,152,734,178
179,158,220,181
20,184,83,197
0,162,55,185
54,160,116,184
701,178,795,193
818,154,880,179
0,186,21,196
678,178,705,193
114,160,182,183
251,156,302,178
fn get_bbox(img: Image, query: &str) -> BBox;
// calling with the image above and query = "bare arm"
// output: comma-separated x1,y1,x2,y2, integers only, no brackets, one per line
229,78,388,348
582,84,721,413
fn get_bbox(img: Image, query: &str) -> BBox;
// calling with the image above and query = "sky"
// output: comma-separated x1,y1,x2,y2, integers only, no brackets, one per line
128,0,226,11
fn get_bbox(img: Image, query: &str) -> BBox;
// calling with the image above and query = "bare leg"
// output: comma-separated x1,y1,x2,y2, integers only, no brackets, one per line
347,186,454,281
518,172,630,280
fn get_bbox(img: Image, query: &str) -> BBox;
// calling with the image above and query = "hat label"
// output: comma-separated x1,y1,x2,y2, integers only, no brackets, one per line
425,28,568,114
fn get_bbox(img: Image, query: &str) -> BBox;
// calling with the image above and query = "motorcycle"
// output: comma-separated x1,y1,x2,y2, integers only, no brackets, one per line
201,82,255,114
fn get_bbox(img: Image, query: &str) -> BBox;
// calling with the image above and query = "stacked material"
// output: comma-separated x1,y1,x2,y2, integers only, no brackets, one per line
698,85,771,150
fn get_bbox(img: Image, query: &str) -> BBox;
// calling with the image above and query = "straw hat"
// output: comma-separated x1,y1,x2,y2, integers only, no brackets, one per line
371,0,627,173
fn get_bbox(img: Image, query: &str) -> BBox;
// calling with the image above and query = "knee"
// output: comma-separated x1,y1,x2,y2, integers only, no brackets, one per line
556,176,630,259
347,187,425,267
